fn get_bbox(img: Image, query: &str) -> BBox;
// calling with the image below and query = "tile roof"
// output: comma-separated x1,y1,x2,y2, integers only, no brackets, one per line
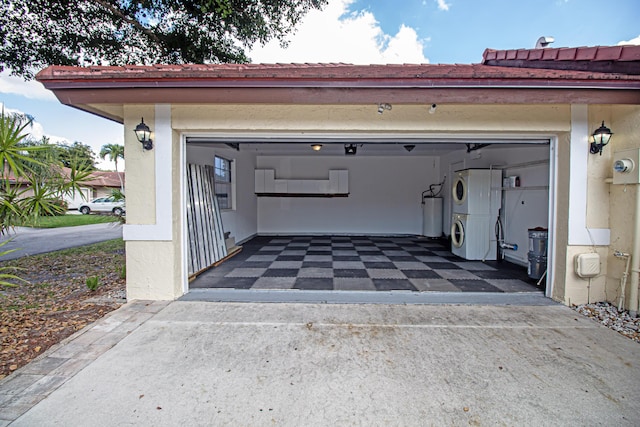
35,45,640,111
482,45,640,74
37,62,640,88
2,168,124,188
84,171,124,188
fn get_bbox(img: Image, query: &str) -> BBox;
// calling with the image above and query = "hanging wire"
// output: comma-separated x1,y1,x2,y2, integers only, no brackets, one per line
421,176,446,201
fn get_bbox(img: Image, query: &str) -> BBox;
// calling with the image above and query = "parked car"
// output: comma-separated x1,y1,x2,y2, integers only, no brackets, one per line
78,197,125,216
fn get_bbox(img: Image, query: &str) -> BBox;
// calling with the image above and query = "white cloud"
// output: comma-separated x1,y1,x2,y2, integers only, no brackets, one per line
435,0,450,11
0,70,57,101
1,103,70,144
248,0,429,64
618,35,640,45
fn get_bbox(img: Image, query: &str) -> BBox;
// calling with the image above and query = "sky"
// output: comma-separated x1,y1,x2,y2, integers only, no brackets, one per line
1,0,639,170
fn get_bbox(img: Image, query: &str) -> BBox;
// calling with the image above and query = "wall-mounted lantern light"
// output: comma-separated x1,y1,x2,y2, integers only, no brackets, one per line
134,117,153,150
589,121,613,156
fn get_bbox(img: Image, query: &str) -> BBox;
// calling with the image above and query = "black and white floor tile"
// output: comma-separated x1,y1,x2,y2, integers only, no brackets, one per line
190,235,541,293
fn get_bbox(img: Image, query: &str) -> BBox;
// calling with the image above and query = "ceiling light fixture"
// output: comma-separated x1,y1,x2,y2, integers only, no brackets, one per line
344,144,357,155
404,145,415,152
311,144,323,151
377,103,392,114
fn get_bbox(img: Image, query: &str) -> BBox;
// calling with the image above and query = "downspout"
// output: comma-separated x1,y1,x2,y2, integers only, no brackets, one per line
629,183,640,317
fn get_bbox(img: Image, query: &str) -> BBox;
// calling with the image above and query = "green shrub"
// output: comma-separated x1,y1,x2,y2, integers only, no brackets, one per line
86,276,99,291
0,239,26,287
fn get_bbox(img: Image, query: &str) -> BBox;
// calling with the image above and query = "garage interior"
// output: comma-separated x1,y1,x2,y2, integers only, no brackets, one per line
186,138,551,295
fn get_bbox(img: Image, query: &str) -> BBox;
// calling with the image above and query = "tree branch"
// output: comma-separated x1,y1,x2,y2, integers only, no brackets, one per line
87,0,163,47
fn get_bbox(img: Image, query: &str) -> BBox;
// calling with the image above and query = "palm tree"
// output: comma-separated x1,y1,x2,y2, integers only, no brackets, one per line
0,108,55,233
99,144,125,192
0,108,41,180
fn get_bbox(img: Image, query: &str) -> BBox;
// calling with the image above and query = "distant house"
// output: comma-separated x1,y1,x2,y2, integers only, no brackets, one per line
2,167,124,209
65,170,125,209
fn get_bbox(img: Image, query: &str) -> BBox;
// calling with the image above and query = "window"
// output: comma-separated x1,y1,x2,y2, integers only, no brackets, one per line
214,156,233,210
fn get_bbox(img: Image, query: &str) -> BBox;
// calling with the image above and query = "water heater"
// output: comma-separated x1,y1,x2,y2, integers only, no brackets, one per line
422,197,443,238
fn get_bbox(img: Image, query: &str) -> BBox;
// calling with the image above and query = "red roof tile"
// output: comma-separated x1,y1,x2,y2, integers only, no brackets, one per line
620,47,640,61
36,62,640,86
33,46,640,111
482,45,640,75
528,49,543,61
557,48,577,61
484,50,497,61
2,168,123,188
84,171,124,188
575,47,598,61
484,45,640,64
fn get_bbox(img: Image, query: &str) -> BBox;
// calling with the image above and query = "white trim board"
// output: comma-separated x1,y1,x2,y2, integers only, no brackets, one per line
568,105,610,246
123,104,173,241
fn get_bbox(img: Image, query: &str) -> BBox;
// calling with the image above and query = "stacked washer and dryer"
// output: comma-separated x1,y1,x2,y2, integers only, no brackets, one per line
451,169,502,260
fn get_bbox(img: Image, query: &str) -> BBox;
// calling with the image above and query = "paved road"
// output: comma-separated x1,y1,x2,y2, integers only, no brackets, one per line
0,222,123,260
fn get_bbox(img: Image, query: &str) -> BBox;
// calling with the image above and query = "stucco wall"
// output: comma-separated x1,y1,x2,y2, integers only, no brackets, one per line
558,105,640,308
606,106,640,309
123,106,156,225
171,104,570,133
124,105,184,300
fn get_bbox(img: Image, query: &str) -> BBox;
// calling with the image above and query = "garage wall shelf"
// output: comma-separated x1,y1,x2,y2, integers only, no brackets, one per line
255,169,349,197
500,186,550,191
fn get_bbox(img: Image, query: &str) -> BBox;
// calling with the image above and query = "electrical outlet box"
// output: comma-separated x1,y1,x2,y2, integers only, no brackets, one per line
613,148,640,185
575,253,600,278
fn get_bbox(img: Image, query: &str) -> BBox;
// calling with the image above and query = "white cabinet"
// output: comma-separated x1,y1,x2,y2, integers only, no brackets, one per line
255,169,348,196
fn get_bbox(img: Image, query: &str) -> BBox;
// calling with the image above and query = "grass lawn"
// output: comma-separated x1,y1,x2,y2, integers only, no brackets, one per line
17,214,121,228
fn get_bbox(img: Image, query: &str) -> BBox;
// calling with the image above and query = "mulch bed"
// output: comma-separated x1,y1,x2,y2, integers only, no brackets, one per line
0,241,126,379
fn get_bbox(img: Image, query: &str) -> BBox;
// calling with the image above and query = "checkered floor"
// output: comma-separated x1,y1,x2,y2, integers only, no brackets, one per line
190,235,541,293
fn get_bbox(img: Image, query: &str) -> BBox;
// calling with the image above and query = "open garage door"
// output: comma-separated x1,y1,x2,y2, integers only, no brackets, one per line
184,135,554,303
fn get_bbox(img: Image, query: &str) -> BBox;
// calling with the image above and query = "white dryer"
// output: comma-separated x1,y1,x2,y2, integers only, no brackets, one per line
452,169,502,215
451,213,497,260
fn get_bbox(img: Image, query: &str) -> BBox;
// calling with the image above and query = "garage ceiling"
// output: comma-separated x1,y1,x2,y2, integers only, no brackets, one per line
187,138,550,156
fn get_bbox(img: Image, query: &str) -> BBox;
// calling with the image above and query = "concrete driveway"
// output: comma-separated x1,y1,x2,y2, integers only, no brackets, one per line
1,301,639,426
0,222,122,260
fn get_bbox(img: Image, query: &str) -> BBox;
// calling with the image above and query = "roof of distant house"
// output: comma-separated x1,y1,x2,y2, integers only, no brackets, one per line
84,170,124,188
2,167,123,188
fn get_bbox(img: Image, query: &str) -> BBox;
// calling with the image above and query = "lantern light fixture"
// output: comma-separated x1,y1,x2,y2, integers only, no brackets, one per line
589,121,613,156
134,118,153,150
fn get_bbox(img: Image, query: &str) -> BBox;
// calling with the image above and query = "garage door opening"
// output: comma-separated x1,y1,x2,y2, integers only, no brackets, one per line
184,137,553,301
